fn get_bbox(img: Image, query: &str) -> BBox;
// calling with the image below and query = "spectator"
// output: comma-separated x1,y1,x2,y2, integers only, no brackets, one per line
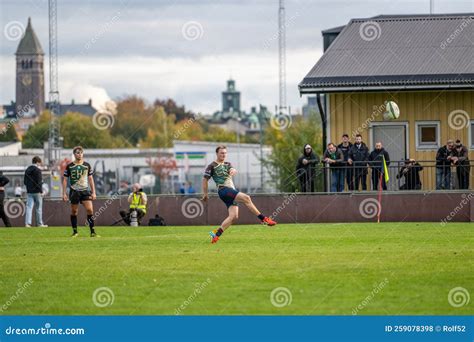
338,134,354,191
322,143,344,192
179,183,186,194
436,140,454,190
368,142,390,190
296,144,320,192
186,182,196,194
125,183,147,225
14,182,23,198
451,140,470,189
348,134,369,191
24,156,47,227
0,171,12,227
397,159,423,190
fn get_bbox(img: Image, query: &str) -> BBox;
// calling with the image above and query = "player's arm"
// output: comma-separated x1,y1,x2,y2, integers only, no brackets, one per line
89,175,96,200
228,162,237,176
62,176,68,201
201,177,209,202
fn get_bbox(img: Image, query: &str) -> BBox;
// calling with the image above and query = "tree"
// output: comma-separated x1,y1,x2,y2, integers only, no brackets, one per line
111,96,151,146
264,114,323,192
139,107,176,148
22,111,51,148
0,122,19,142
154,98,193,121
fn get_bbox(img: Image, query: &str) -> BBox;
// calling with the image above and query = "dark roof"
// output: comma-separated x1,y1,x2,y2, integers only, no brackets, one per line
2,101,96,118
15,18,44,55
300,13,474,93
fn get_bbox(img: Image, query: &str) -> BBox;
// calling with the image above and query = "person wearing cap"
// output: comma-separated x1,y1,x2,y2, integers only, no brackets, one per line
396,158,423,190
126,183,147,225
296,144,320,192
450,140,470,189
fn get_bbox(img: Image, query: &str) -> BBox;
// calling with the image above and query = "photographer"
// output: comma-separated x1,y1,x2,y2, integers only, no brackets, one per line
397,159,423,190
121,183,147,225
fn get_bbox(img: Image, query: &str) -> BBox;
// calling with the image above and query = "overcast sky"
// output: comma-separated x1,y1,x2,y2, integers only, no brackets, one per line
1,0,473,114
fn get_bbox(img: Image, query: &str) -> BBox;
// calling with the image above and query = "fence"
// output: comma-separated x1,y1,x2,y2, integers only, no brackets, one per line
317,160,473,192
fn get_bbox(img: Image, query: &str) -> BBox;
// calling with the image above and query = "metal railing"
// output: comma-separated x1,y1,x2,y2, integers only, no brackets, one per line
297,160,473,192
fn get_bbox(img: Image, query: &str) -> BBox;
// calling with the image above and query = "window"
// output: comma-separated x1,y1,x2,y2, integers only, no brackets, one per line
415,121,440,150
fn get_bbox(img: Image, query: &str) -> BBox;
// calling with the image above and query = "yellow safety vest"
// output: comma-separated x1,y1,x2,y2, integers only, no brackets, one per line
130,192,146,213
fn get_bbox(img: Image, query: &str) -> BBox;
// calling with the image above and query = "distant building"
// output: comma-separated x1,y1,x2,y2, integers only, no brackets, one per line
210,79,272,135
1,18,98,139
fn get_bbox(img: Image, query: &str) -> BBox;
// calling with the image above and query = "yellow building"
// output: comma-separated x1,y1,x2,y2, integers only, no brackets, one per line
299,14,474,190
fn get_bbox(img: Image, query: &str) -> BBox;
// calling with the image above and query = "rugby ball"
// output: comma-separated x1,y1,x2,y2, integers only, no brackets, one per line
384,101,400,120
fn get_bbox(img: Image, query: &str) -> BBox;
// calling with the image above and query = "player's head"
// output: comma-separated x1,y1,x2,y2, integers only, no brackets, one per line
215,145,227,162
355,134,362,144
73,146,84,160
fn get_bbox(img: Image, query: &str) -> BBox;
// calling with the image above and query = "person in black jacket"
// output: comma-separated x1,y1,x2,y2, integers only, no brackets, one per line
0,171,12,227
368,142,390,190
24,156,47,227
435,140,454,190
322,143,344,192
348,134,369,191
397,159,423,190
451,140,470,189
296,144,319,192
337,134,353,191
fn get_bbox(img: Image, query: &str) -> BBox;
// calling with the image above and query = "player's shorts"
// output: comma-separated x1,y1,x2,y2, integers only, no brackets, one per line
217,186,239,208
69,189,92,204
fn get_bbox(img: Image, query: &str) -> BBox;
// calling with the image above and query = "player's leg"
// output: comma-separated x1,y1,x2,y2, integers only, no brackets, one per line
210,205,238,243
70,204,79,236
82,199,97,237
234,192,276,226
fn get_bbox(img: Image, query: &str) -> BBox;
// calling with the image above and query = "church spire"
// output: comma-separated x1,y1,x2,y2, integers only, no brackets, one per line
15,17,44,55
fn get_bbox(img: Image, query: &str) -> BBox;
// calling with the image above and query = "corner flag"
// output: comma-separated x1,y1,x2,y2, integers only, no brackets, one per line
383,156,389,183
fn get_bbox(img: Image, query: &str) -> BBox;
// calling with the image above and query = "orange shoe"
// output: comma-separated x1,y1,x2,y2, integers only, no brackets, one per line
209,229,220,244
262,216,277,226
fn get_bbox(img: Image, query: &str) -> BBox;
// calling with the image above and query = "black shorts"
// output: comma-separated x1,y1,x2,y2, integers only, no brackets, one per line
217,187,239,208
69,189,92,204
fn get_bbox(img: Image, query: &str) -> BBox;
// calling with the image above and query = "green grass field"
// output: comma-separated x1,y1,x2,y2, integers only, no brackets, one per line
0,223,472,315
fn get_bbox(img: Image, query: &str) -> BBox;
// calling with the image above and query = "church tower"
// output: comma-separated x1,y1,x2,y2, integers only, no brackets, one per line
15,17,45,116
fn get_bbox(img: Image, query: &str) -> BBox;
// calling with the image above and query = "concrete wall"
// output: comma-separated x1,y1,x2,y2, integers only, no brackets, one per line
3,192,473,227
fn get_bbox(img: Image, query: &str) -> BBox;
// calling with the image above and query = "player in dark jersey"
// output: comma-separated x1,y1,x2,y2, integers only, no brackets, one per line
202,145,276,243
62,146,98,237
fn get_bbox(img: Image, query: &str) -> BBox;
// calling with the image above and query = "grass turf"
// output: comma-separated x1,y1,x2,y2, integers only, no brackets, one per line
0,223,472,315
